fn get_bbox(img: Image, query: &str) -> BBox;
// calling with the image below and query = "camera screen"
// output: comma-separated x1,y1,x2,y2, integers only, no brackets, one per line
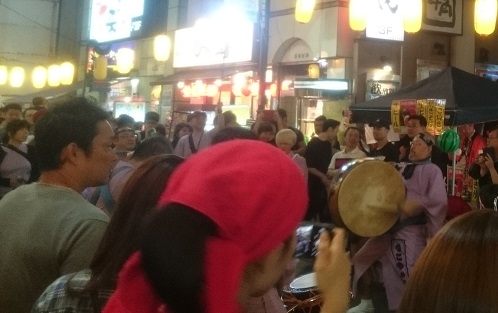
294,223,333,259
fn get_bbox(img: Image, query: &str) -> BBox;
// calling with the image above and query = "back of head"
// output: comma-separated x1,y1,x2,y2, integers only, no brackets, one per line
399,210,498,313
34,97,110,171
277,108,287,119
211,127,257,144
275,128,297,146
145,111,160,123
87,154,184,292
4,103,22,113
32,96,47,108
479,184,498,209
322,119,340,132
116,114,135,128
191,110,207,120
131,136,173,161
104,140,308,313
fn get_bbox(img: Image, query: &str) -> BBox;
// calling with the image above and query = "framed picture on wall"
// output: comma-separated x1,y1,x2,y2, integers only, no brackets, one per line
421,0,463,35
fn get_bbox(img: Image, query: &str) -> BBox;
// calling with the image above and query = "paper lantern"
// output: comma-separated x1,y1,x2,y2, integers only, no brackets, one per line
60,62,75,85
232,85,243,97
295,0,316,23
9,67,24,88
206,84,219,97
437,129,461,153
402,0,422,33
475,0,497,35
94,55,108,80
250,82,259,96
349,0,367,31
116,48,135,74
308,64,320,78
0,66,8,85
32,66,47,89
181,86,192,97
154,35,171,61
270,83,277,97
47,64,61,87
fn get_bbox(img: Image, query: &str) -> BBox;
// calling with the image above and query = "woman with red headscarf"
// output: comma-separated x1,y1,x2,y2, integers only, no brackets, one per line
101,140,351,313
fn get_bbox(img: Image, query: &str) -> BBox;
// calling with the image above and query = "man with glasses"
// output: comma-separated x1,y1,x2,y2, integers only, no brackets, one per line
350,133,447,313
396,115,446,176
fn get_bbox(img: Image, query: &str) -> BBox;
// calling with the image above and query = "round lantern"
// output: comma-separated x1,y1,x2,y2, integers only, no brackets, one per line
349,0,367,31
0,66,7,85
94,55,108,80
295,0,316,24
60,62,75,85
47,64,61,87
475,0,497,35
9,67,25,88
437,129,461,153
154,35,171,62
32,66,47,89
402,0,422,33
116,48,135,74
206,84,219,97
308,64,320,78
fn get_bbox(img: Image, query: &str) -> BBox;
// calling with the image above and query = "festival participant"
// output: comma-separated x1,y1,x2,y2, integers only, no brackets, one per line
33,155,184,313
317,211,498,313
0,98,115,313
348,133,447,312
367,119,398,162
469,126,498,188
305,119,341,222
327,126,366,178
276,129,308,180
101,140,308,313
171,122,192,149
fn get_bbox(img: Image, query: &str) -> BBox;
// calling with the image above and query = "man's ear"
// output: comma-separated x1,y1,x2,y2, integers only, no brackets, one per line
60,143,83,165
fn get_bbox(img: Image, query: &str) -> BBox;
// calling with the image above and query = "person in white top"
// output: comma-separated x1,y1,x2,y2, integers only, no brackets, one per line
173,110,224,158
327,126,366,178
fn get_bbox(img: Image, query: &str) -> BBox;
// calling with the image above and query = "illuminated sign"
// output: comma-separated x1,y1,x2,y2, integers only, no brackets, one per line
366,0,404,41
173,21,254,68
89,0,144,43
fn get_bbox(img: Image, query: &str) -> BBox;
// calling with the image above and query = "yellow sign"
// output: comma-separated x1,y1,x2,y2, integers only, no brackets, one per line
391,101,401,133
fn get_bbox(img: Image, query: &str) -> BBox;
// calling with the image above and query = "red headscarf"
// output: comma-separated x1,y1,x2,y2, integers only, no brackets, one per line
103,140,308,313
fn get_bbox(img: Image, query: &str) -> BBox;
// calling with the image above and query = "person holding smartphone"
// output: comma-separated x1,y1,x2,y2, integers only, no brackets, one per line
469,126,498,188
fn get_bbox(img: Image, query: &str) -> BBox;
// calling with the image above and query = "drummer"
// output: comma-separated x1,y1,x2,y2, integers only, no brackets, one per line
327,126,366,178
348,132,447,313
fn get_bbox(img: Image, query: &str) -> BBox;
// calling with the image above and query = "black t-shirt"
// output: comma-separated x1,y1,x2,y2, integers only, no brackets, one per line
305,137,332,175
369,142,398,162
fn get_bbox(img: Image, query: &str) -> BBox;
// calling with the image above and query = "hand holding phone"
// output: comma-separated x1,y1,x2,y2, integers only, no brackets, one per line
483,147,496,162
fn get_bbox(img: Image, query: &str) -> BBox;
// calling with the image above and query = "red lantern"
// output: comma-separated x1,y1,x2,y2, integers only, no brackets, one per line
181,86,191,97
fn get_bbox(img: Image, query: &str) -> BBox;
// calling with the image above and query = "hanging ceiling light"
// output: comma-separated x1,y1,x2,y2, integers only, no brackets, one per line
60,62,75,85
402,0,422,33
32,66,47,89
9,67,24,88
154,34,171,62
295,0,316,24
475,0,497,35
116,48,135,74
349,0,367,31
47,64,61,87
0,66,7,85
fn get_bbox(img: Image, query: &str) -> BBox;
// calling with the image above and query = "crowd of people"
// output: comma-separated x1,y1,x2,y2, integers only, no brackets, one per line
0,96,496,313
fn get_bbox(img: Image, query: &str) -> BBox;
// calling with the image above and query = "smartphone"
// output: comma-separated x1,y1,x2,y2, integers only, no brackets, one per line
294,223,333,259
483,147,496,161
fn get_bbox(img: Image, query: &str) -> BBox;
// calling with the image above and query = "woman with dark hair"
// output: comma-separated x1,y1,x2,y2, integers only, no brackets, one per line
101,140,311,313
398,210,498,313
0,119,39,198
171,122,192,148
33,154,184,313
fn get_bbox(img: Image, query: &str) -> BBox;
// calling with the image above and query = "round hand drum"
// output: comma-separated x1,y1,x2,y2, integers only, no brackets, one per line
328,159,405,237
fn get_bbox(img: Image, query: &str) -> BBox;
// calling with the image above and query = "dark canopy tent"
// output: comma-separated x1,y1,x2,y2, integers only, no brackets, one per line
350,67,498,126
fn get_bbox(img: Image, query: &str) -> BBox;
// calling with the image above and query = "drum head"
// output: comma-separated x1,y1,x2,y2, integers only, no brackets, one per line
290,272,317,289
336,160,404,237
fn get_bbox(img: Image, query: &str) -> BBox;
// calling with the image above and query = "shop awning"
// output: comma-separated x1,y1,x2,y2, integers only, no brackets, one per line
2,81,85,104
150,64,258,86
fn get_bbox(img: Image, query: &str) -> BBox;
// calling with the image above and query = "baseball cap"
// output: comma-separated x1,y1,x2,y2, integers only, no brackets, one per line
115,127,135,135
369,119,390,129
